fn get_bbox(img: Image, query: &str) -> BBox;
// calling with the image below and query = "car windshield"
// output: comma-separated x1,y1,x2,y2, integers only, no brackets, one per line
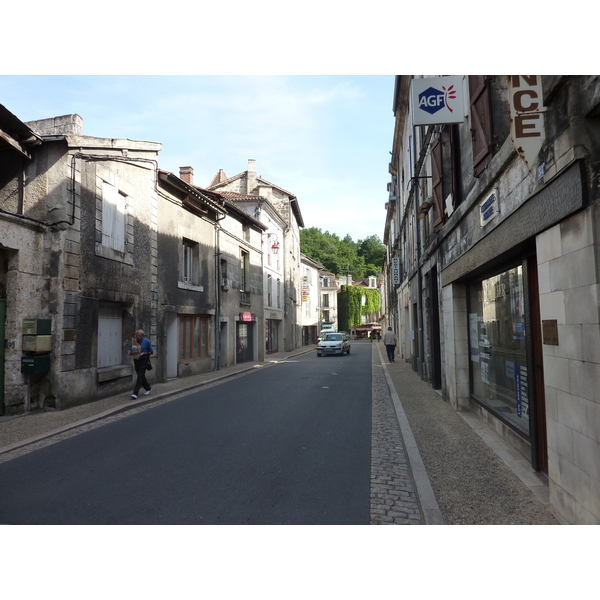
324,334,342,341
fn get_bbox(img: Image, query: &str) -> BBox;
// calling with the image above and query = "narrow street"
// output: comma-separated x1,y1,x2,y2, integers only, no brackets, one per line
0,341,558,525
0,343,379,524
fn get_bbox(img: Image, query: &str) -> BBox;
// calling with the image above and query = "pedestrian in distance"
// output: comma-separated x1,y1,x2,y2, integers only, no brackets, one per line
382,326,397,363
130,329,154,399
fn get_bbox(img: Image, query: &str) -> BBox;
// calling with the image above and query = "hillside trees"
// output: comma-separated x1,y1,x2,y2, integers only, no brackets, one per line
300,227,384,281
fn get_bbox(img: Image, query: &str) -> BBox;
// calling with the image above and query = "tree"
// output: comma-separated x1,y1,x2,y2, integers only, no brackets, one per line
300,228,383,281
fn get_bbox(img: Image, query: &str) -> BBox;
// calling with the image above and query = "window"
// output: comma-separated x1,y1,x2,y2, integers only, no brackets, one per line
323,310,330,322
178,315,209,360
322,293,329,308
267,274,272,306
240,249,249,292
468,266,529,435
102,181,126,252
97,302,123,368
181,238,199,285
277,279,281,308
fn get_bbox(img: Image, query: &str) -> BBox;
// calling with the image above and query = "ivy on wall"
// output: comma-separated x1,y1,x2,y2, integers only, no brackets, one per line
338,286,381,332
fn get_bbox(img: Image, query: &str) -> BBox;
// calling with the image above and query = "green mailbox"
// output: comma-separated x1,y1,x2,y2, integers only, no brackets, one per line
21,355,51,374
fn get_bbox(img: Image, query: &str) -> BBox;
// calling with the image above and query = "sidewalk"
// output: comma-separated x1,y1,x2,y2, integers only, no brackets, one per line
0,346,316,456
375,342,560,524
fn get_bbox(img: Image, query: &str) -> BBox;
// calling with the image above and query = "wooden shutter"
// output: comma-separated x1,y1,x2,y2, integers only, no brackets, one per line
98,302,122,368
102,181,125,252
469,76,494,176
431,135,444,230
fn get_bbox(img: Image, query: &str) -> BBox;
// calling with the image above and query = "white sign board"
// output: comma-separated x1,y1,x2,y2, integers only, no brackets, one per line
411,76,466,126
392,257,401,284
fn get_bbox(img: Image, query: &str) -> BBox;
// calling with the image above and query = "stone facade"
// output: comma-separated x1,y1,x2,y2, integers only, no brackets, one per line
382,76,600,524
207,159,305,352
0,110,162,412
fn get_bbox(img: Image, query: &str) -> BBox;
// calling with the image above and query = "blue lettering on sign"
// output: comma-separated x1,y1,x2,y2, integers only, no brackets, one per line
418,87,446,115
480,194,496,212
483,207,494,220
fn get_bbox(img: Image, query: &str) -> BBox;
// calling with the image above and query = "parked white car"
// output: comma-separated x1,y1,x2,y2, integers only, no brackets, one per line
316,332,351,357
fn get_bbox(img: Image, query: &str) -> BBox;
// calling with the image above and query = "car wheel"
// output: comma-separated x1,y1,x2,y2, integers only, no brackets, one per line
317,352,322,357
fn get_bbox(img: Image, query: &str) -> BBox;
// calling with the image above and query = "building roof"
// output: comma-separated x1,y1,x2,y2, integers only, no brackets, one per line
207,168,305,228
0,104,42,158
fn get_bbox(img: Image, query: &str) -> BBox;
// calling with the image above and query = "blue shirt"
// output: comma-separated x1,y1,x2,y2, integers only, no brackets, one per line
135,337,154,358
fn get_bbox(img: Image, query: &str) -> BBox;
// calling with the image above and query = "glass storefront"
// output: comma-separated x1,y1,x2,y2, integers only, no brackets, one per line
265,319,279,354
236,322,254,364
468,265,530,435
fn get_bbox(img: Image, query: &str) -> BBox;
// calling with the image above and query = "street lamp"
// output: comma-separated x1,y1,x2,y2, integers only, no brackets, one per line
262,233,280,254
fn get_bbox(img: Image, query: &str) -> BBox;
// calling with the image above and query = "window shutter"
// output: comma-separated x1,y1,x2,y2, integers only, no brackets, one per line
469,76,494,176
431,135,444,230
102,182,116,248
102,182,125,252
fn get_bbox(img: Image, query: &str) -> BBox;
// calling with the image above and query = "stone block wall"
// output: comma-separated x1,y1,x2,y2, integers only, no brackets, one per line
536,206,600,524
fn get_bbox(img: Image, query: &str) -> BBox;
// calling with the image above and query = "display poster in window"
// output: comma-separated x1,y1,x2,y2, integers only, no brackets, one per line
469,313,480,363
468,266,530,435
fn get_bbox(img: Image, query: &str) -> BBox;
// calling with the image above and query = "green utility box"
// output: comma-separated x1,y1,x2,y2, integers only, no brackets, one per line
22,319,52,335
21,355,51,374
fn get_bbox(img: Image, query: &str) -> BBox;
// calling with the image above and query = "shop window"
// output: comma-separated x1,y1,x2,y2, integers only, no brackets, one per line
178,314,209,360
468,265,530,435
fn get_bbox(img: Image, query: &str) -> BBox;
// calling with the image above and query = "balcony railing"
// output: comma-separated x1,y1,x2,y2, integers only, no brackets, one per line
240,291,250,304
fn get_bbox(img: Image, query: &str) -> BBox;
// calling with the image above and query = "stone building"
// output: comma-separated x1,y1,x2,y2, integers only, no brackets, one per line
300,254,324,345
155,168,225,381
382,76,600,524
150,165,268,380
0,105,44,415
0,109,161,412
318,270,338,334
207,159,305,352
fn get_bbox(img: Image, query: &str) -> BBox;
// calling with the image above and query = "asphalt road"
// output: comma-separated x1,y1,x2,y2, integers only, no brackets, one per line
0,342,373,524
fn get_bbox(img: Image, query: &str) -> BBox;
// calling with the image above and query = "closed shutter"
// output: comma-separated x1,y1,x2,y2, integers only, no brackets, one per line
431,135,444,231
469,76,494,176
102,182,125,252
98,302,123,367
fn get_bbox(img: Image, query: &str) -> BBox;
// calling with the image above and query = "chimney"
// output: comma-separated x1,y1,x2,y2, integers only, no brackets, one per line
247,159,257,194
180,166,194,185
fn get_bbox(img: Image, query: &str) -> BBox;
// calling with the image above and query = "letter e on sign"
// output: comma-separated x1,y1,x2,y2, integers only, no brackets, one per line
509,76,546,168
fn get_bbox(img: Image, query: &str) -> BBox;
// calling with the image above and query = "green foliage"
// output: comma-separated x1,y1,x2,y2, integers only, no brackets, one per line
300,227,385,281
338,285,381,332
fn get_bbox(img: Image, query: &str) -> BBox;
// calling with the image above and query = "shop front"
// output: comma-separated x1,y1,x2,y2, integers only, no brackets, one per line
466,259,547,471
351,324,381,340
236,313,256,364
265,318,279,354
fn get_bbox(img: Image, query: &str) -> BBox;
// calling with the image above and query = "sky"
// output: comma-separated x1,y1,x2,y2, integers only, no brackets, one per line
0,75,395,243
